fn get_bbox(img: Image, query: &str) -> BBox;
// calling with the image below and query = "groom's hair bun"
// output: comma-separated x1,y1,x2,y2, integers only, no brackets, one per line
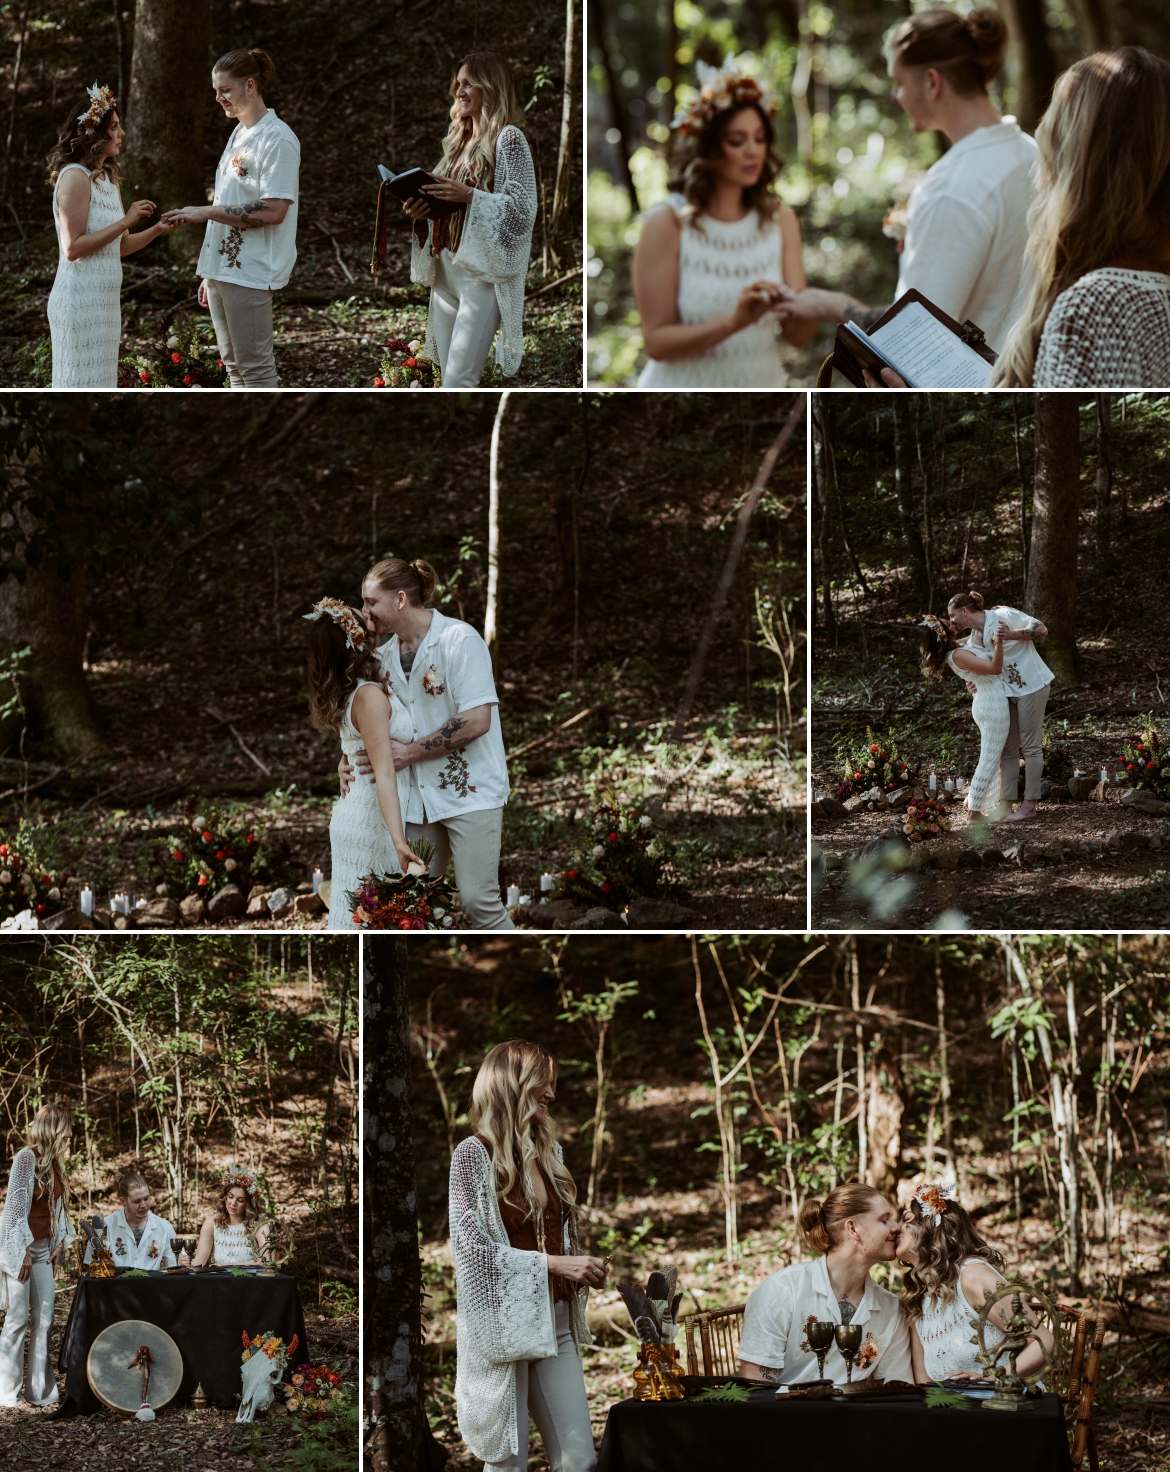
214,48,276,94
798,1183,883,1254
888,8,1007,96
946,590,985,614
116,1171,150,1200
369,557,437,607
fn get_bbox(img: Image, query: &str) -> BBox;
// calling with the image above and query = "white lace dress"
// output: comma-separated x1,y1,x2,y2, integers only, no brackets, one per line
1034,268,1170,387
916,1257,1006,1381
411,125,537,377
47,163,124,387
0,1147,74,1310
947,643,1009,814
638,193,786,388
327,679,413,931
449,1135,592,1464
213,1222,255,1264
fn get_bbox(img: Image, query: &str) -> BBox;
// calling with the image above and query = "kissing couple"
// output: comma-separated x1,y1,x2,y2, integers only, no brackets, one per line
304,557,515,932
738,1180,1054,1388
917,590,1054,825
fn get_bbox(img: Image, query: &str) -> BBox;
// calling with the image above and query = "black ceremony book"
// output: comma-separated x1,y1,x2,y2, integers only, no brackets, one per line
375,163,464,220
828,287,998,389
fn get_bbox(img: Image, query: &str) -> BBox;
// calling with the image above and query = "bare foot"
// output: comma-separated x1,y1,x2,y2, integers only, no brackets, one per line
1000,801,1037,823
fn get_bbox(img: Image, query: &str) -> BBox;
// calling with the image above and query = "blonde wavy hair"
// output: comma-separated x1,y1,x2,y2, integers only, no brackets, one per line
26,1103,72,1195
469,1040,577,1229
898,1192,1005,1323
436,51,521,194
994,47,1170,387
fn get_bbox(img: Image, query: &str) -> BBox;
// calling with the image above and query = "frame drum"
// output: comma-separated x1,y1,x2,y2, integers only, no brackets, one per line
86,1319,184,1415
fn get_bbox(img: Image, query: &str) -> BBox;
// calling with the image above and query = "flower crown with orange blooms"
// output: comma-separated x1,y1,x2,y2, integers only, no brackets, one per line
223,1163,261,1203
913,1182,958,1226
77,83,117,136
303,597,369,652
918,614,949,640
672,56,777,139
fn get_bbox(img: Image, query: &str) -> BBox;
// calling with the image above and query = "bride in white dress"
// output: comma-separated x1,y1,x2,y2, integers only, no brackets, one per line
896,1183,1052,1383
192,1166,270,1267
631,59,816,388
305,598,419,931
46,84,173,388
919,615,1008,821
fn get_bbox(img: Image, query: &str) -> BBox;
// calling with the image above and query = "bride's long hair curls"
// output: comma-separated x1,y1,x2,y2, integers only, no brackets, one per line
25,1102,72,1195
46,94,121,187
899,1191,1005,1322
436,51,521,195
797,1182,883,1253
469,1040,577,1227
886,8,1008,97
994,47,1170,387
306,606,387,733
669,101,783,224
919,617,958,680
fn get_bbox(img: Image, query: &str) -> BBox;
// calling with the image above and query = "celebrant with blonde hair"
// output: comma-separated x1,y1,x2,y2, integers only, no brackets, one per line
895,1182,1052,1382
305,596,420,931
192,1165,271,1266
46,84,175,387
738,1182,912,1385
0,1104,76,1408
400,52,537,386
449,1040,606,1472
633,57,814,388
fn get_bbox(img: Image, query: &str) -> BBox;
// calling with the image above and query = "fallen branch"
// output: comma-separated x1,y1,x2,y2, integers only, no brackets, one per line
204,706,273,776
317,220,356,284
525,266,582,301
77,778,129,812
506,703,604,760
0,765,63,803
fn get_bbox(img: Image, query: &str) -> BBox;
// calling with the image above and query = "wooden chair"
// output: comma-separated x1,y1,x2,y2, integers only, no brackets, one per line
1041,1304,1107,1472
681,1304,746,1378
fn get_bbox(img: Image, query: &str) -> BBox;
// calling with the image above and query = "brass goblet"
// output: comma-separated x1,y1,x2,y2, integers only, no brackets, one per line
807,1320,836,1382
834,1323,863,1384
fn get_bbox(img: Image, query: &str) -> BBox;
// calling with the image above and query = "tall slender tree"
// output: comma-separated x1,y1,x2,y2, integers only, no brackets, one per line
891,397,929,606
1025,395,1082,683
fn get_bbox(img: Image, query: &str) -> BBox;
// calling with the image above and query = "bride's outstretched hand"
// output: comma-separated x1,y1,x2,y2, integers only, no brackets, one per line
772,285,845,323
731,281,784,331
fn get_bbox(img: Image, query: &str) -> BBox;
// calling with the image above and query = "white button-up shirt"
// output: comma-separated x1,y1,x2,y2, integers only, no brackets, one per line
379,610,510,824
198,109,300,291
737,1254,913,1385
84,1207,178,1269
979,605,1054,697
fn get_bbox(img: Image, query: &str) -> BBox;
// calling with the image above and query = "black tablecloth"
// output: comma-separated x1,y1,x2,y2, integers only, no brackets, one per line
59,1271,309,1412
597,1388,1073,1472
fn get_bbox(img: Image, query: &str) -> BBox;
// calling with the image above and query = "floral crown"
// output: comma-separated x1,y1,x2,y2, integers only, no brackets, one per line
918,614,950,640
913,1182,958,1226
303,597,368,652
77,83,117,136
672,56,777,138
223,1164,261,1203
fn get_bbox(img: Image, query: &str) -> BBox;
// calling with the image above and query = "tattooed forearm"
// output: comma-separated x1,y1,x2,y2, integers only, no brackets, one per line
842,299,888,331
421,717,470,753
221,200,272,228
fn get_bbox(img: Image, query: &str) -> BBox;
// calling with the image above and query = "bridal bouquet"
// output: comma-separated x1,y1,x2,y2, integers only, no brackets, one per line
374,337,440,388
558,796,669,910
345,841,456,929
903,796,948,842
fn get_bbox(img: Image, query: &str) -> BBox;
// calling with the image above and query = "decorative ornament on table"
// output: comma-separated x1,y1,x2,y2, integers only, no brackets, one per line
672,55,777,137
238,1330,299,1423
969,1276,1061,1412
617,1267,685,1401
81,1215,116,1278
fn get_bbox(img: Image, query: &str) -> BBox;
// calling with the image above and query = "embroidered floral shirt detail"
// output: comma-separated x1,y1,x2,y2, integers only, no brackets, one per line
380,610,509,824
198,109,300,291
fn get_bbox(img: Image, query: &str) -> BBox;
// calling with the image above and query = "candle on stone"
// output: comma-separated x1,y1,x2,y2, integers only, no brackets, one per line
540,872,554,899
79,884,94,917
944,779,955,793
956,777,966,792
928,771,937,792
1100,768,1108,786
312,867,323,894
506,884,520,907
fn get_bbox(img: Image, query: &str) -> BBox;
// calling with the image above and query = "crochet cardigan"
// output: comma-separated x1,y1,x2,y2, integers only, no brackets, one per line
449,1134,592,1462
0,1147,75,1309
411,125,537,378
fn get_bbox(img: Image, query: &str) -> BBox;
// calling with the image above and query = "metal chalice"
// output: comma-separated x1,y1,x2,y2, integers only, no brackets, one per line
834,1323,863,1384
807,1320,836,1382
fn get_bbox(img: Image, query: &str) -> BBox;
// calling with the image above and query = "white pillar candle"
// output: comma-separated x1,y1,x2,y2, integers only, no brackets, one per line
928,772,937,792
506,884,520,907
956,777,965,792
312,867,323,894
1100,769,1108,786
80,886,94,917
944,779,955,793
540,872,554,895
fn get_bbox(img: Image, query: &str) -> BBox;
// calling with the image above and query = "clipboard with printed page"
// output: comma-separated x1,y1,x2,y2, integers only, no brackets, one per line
817,288,999,389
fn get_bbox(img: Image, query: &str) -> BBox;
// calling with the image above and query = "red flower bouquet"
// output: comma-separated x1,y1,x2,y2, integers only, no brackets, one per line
346,841,456,929
902,797,948,843
281,1362,349,1420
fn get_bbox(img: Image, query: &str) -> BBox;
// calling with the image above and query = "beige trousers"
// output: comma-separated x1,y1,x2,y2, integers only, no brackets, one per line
999,683,1051,802
206,278,279,388
407,806,514,931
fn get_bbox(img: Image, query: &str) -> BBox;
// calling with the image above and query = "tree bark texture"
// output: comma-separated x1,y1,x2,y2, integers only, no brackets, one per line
363,937,437,1472
590,0,639,211
891,397,929,606
483,390,509,669
1003,0,1057,132
550,0,578,240
123,0,211,230
1026,394,1082,683
864,1040,905,1198
812,397,836,641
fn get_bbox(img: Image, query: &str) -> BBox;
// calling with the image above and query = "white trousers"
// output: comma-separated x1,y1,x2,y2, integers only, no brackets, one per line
406,807,515,931
431,250,501,388
0,1237,58,1407
487,1302,596,1472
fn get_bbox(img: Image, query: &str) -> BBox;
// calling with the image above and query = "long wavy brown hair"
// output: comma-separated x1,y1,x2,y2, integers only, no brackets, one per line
436,51,521,195
920,624,958,680
669,101,783,224
214,1182,263,1230
899,1194,1005,1323
46,97,121,187
306,608,388,732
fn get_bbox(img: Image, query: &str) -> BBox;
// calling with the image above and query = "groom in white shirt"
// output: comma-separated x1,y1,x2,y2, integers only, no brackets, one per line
82,1172,178,1270
948,594,1055,823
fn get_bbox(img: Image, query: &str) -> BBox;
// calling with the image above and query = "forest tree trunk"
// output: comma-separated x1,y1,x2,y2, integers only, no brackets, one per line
483,391,509,669
1003,0,1057,132
891,398,929,606
1025,395,1082,683
123,0,211,237
812,398,836,642
590,0,639,210
364,937,443,1472
864,1039,905,1198
550,0,578,242
1095,395,1112,551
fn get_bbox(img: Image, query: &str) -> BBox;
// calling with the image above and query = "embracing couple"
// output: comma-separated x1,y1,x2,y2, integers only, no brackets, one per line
918,590,1054,825
738,1180,1053,1388
48,48,298,390
305,558,514,932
